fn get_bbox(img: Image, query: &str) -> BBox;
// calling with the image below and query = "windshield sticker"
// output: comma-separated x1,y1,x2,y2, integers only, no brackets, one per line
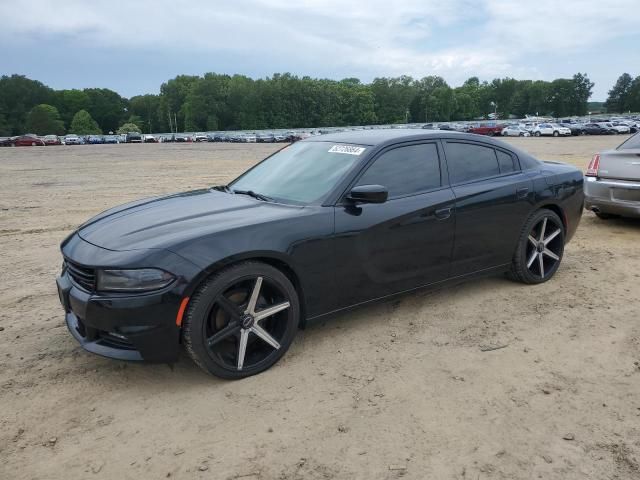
328,145,366,155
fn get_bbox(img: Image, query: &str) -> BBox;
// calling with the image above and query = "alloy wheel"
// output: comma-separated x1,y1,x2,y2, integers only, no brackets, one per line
525,217,563,279
203,276,291,371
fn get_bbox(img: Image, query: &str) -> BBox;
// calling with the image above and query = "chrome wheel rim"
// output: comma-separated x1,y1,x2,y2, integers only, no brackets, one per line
526,217,563,279
204,276,290,371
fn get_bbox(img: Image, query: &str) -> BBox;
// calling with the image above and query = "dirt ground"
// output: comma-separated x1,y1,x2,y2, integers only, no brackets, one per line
1,136,639,480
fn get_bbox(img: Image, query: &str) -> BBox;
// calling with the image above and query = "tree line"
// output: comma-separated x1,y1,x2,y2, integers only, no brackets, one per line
604,73,640,114
2,71,631,137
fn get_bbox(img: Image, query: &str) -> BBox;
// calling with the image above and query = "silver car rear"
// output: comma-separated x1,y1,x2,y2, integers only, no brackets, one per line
584,133,640,218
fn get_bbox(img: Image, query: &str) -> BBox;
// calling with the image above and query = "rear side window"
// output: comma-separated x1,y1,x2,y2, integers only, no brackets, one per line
496,150,516,174
618,132,640,150
445,142,500,184
356,143,441,198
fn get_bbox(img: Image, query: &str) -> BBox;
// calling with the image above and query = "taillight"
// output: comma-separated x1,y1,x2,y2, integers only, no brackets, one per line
586,154,600,177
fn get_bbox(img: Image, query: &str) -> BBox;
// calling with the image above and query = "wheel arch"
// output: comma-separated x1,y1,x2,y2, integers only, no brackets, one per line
537,203,567,231
183,251,308,328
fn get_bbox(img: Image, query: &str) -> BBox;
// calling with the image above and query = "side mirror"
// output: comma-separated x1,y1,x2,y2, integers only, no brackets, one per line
347,185,388,204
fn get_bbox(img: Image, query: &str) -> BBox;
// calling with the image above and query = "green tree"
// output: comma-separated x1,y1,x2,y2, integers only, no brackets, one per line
159,75,200,132
117,122,142,134
0,74,54,135
627,76,640,112
25,104,65,135
129,94,162,133
370,76,415,124
54,89,90,128
570,73,594,116
605,73,634,113
84,88,127,133
69,110,101,135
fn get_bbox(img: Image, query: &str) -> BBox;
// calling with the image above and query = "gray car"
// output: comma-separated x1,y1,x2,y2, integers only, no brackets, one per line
584,133,640,219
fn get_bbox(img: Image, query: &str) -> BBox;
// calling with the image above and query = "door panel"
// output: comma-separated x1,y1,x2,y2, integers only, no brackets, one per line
332,188,456,308
450,173,532,276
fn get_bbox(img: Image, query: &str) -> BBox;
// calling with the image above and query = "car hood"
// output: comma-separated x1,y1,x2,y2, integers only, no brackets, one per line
77,189,303,251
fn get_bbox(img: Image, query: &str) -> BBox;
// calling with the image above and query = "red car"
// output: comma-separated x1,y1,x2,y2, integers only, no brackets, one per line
43,135,62,145
468,124,506,137
12,135,46,146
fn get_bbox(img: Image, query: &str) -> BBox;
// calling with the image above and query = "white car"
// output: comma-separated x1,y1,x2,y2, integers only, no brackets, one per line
502,126,531,137
64,134,82,145
533,123,571,137
610,122,631,134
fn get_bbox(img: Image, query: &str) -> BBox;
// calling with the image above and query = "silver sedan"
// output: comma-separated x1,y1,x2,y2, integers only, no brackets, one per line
584,133,640,219
502,126,531,137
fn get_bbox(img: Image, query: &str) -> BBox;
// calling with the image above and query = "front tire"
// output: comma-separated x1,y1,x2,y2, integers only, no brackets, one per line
183,262,300,379
510,209,565,284
535,131,541,137
553,131,559,137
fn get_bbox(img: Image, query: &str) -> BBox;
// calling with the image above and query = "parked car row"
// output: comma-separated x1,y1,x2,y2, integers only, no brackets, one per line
3,115,639,147
499,119,640,138
0,133,143,146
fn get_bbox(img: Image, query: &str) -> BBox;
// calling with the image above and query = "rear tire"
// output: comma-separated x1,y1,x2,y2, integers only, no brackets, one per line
535,131,541,137
183,261,299,379
509,209,565,284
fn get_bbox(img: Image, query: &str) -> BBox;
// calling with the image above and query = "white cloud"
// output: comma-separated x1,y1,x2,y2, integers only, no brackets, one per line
2,0,639,97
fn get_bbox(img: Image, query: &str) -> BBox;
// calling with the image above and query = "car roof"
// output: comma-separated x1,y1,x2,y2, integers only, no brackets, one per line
302,128,489,147
303,128,504,148
303,128,542,169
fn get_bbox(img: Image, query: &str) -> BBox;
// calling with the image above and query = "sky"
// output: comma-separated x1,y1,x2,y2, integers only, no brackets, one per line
1,0,639,101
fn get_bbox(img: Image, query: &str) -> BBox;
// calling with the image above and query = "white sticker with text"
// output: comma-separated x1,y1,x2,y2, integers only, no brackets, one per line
328,145,366,155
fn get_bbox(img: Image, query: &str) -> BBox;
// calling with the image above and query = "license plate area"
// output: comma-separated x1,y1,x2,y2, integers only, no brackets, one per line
611,188,640,202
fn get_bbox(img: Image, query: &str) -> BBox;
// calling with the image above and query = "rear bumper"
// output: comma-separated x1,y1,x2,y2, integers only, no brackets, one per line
584,177,640,217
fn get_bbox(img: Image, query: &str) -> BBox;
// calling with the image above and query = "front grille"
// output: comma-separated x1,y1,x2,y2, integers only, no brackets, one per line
64,259,96,292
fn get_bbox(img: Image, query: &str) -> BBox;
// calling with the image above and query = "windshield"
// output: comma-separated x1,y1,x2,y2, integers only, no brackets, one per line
229,141,367,204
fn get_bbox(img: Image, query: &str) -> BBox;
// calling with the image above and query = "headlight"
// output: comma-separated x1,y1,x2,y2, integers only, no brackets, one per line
96,268,175,292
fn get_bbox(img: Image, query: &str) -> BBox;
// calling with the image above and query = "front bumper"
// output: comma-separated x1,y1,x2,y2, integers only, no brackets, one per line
56,272,182,362
56,233,201,362
584,177,640,218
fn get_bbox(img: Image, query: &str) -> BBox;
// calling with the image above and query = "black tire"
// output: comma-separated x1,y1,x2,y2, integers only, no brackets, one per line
553,131,559,137
595,211,618,220
509,209,565,284
183,261,299,379
535,131,541,137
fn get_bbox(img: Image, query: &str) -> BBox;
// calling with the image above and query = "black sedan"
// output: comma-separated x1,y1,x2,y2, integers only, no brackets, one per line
582,123,615,135
56,130,584,379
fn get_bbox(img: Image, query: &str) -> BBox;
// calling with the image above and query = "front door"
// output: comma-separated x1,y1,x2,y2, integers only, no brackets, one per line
332,142,456,309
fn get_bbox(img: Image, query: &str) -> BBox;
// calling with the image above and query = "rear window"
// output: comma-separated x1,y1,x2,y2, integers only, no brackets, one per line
617,132,640,150
496,150,516,174
445,142,500,184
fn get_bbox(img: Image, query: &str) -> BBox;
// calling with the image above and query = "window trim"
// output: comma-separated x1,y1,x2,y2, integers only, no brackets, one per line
338,140,445,203
442,139,522,187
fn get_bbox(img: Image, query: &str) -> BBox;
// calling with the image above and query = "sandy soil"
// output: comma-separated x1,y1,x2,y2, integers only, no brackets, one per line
0,136,639,480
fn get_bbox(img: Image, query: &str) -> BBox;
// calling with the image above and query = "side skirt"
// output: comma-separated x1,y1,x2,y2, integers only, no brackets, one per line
304,263,511,326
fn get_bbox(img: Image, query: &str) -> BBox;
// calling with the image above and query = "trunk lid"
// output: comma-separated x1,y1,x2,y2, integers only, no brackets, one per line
598,149,640,181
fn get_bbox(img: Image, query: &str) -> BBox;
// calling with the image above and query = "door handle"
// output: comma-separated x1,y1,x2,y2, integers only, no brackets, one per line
434,207,452,220
516,187,529,199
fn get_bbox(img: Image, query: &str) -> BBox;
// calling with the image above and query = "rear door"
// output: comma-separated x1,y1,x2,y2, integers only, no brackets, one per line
332,141,455,308
443,140,533,277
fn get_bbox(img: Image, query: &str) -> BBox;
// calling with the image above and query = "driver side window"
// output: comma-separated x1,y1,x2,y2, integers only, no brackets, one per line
356,143,441,199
